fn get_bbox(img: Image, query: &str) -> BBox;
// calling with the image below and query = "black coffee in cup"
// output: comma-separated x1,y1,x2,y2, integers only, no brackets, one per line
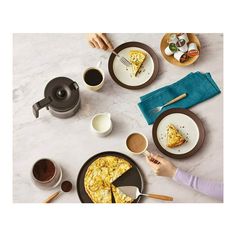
84,69,103,86
31,158,62,189
32,159,55,182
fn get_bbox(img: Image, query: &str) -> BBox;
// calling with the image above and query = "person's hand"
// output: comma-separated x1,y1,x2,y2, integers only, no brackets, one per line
146,153,177,178
87,33,113,51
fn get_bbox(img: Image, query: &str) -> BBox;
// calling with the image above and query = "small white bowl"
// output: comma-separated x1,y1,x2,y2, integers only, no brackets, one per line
91,113,112,137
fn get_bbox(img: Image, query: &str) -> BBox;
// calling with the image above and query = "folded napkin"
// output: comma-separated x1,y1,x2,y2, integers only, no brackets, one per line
138,72,221,125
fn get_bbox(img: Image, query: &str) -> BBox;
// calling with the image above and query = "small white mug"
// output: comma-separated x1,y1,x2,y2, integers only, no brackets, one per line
125,132,150,157
83,61,105,91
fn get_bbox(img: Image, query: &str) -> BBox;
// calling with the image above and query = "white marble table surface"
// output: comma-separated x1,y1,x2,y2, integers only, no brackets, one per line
13,33,223,203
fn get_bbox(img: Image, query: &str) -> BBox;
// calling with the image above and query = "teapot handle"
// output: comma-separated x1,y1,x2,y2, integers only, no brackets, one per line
32,97,52,118
72,81,79,90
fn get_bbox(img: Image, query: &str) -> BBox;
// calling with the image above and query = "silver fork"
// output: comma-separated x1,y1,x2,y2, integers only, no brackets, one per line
112,50,132,67
149,93,187,114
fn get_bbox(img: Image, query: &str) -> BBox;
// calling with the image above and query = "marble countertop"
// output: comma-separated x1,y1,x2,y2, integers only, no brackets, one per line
13,33,223,203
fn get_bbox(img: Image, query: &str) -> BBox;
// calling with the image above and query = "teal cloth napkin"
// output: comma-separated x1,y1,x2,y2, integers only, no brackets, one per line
138,72,221,125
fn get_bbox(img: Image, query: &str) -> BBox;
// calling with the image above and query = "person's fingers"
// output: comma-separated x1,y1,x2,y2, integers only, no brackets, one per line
147,154,160,164
148,154,164,164
100,33,113,50
94,34,107,50
146,155,152,163
92,39,100,48
146,163,158,174
146,156,154,166
155,168,161,176
146,156,160,167
148,160,161,174
89,41,95,48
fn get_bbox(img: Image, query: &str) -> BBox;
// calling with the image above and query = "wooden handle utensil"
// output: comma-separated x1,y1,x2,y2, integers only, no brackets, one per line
42,191,61,203
165,93,187,106
144,193,173,201
149,93,187,114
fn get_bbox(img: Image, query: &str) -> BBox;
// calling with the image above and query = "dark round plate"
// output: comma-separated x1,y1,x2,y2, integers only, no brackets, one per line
152,108,205,159
108,41,159,90
76,151,144,203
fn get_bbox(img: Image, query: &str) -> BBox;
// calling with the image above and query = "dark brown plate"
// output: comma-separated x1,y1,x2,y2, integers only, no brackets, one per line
152,108,205,159
108,41,159,89
76,151,144,203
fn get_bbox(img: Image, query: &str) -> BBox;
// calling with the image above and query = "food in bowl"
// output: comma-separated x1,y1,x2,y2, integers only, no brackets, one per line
177,33,189,43
174,51,188,63
164,43,178,56
187,43,199,57
164,33,199,63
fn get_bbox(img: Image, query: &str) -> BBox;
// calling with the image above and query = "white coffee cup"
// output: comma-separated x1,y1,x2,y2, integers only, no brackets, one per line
83,61,105,91
125,132,150,157
91,112,112,137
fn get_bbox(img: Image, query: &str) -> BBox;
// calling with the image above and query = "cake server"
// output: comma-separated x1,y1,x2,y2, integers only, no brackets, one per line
118,186,173,201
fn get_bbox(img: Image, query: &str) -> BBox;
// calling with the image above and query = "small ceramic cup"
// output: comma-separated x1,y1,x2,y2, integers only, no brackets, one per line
31,158,62,190
91,112,112,137
83,61,105,91
125,132,150,157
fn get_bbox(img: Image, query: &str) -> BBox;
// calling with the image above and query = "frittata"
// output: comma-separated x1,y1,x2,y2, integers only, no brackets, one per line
129,50,146,76
84,156,132,203
111,185,133,203
167,124,185,148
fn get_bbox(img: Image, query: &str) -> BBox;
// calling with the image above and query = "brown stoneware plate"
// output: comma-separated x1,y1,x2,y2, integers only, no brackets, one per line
152,108,205,159
76,151,144,203
108,42,159,89
160,33,201,67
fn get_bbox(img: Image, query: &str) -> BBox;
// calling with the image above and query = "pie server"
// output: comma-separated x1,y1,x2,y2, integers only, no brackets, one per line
117,186,173,201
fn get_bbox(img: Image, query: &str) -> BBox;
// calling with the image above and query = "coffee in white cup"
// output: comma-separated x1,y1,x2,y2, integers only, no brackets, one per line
83,61,105,91
126,132,150,156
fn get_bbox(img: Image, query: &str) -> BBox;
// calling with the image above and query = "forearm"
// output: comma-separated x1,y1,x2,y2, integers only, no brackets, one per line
173,168,223,201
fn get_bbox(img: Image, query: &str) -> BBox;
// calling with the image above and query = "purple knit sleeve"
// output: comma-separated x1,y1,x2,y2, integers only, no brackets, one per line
173,168,223,201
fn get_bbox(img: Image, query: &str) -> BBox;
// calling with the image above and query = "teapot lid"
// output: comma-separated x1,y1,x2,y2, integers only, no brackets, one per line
44,77,79,112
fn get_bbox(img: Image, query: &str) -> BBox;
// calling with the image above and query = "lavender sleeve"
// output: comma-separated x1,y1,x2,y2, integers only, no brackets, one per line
173,168,223,201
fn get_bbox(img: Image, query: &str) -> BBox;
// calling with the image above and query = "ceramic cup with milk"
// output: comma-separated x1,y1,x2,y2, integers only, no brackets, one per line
91,112,112,137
